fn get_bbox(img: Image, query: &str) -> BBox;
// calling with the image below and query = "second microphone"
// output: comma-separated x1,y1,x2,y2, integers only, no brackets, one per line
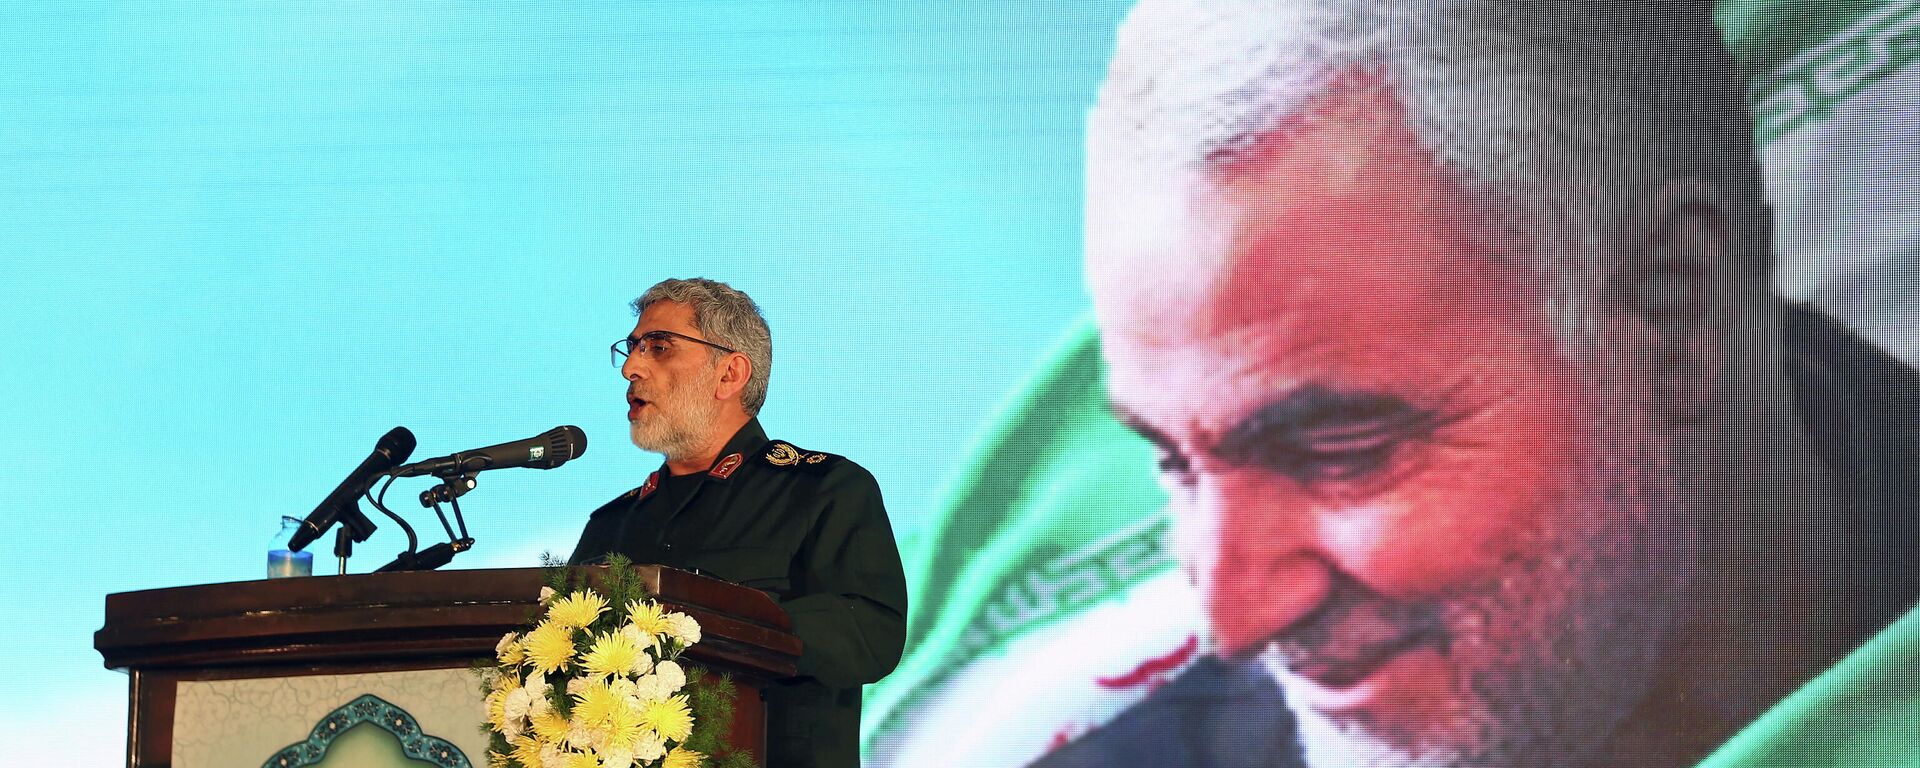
388,426,587,478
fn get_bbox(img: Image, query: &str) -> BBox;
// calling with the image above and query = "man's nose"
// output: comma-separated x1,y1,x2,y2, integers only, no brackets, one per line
621,352,646,382
1193,471,1334,659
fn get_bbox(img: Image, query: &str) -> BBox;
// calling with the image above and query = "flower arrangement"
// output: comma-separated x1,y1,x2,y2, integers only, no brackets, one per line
480,554,751,768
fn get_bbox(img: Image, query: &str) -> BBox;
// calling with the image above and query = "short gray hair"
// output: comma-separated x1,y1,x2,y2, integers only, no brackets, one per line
634,278,773,417
1091,0,1774,343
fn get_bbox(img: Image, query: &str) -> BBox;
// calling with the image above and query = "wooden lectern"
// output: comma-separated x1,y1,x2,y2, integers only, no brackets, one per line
95,566,801,768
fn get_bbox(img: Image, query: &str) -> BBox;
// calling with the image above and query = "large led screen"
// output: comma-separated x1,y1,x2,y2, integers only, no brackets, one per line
3,2,1917,767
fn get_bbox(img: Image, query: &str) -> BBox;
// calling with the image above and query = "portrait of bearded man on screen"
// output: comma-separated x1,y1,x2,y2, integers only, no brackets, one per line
1032,2,1920,768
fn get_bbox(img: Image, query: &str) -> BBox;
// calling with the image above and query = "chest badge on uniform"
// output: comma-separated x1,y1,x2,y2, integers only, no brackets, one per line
766,442,802,466
709,452,744,479
637,471,659,499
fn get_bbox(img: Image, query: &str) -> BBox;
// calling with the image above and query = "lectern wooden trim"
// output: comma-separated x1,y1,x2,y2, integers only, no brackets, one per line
95,566,801,768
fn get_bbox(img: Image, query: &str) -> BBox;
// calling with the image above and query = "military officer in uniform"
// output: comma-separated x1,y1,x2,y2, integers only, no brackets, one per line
571,278,908,768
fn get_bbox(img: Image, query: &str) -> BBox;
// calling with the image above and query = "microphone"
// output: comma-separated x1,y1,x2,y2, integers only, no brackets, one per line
288,426,417,553
388,426,587,479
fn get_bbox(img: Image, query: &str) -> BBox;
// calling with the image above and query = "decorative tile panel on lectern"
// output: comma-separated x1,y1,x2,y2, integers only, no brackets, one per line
172,668,485,768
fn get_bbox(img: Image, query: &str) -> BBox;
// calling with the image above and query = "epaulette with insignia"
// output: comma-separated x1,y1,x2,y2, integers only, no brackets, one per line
759,440,841,474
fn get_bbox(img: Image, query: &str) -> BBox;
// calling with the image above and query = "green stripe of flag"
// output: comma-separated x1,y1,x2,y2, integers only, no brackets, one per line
865,318,1172,745
1717,1,1920,143
1717,0,1890,79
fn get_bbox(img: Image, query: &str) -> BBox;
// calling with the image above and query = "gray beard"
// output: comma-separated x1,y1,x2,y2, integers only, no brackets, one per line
628,370,724,461
1279,430,1696,768
629,418,703,460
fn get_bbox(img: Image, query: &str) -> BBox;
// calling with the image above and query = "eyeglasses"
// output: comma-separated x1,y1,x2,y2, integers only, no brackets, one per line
611,330,738,368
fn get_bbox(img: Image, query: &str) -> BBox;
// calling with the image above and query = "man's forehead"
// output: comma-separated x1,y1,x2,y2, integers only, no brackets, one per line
1087,78,1542,340
1088,80,1571,445
632,300,700,335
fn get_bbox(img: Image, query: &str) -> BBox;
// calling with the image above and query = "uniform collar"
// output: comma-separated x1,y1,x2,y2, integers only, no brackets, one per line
699,417,766,482
637,418,766,499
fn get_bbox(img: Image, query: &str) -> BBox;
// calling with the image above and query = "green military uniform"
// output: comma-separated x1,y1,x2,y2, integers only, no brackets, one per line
571,418,908,768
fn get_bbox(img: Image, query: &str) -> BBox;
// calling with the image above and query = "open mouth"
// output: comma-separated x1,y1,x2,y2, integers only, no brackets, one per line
627,396,650,420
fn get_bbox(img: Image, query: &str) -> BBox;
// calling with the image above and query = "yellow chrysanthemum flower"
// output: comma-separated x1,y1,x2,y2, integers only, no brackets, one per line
497,634,525,666
564,750,602,768
510,736,542,768
524,620,578,675
494,667,522,694
549,591,609,629
484,689,510,731
639,695,694,743
663,746,705,768
487,749,512,768
625,599,672,637
531,708,571,743
572,676,622,727
580,629,642,680
601,694,647,752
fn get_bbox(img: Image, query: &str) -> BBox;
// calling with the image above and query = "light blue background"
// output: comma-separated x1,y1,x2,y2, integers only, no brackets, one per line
0,3,1129,762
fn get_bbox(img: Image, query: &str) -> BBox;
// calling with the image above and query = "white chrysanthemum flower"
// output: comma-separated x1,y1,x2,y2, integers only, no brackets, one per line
512,674,550,721
632,733,667,763
539,586,557,604
539,742,566,768
567,721,596,751
620,622,661,652
501,714,524,741
601,746,635,768
504,685,535,724
496,632,521,655
610,676,638,699
665,612,702,646
654,660,686,693
630,673,666,703
566,676,591,696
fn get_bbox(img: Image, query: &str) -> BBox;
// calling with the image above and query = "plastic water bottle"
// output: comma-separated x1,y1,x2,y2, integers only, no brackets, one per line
268,515,314,578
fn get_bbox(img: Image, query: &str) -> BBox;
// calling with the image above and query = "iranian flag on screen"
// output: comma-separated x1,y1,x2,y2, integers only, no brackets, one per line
1725,0,1920,367
860,321,1196,767
861,3,1920,765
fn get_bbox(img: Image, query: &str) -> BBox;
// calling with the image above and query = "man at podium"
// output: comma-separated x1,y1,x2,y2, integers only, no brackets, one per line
571,277,908,768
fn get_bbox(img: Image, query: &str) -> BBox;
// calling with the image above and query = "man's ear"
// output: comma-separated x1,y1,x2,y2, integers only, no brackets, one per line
1609,180,1729,423
714,353,753,402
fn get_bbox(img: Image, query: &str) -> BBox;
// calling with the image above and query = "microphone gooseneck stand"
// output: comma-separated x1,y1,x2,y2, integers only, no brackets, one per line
370,471,476,573
293,425,584,575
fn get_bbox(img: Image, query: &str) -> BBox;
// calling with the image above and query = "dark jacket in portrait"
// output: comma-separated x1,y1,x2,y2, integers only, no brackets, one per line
571,418,909,768
1031,656,1304,768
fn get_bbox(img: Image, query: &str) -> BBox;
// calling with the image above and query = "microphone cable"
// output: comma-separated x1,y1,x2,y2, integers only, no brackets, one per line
363,474,419,559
